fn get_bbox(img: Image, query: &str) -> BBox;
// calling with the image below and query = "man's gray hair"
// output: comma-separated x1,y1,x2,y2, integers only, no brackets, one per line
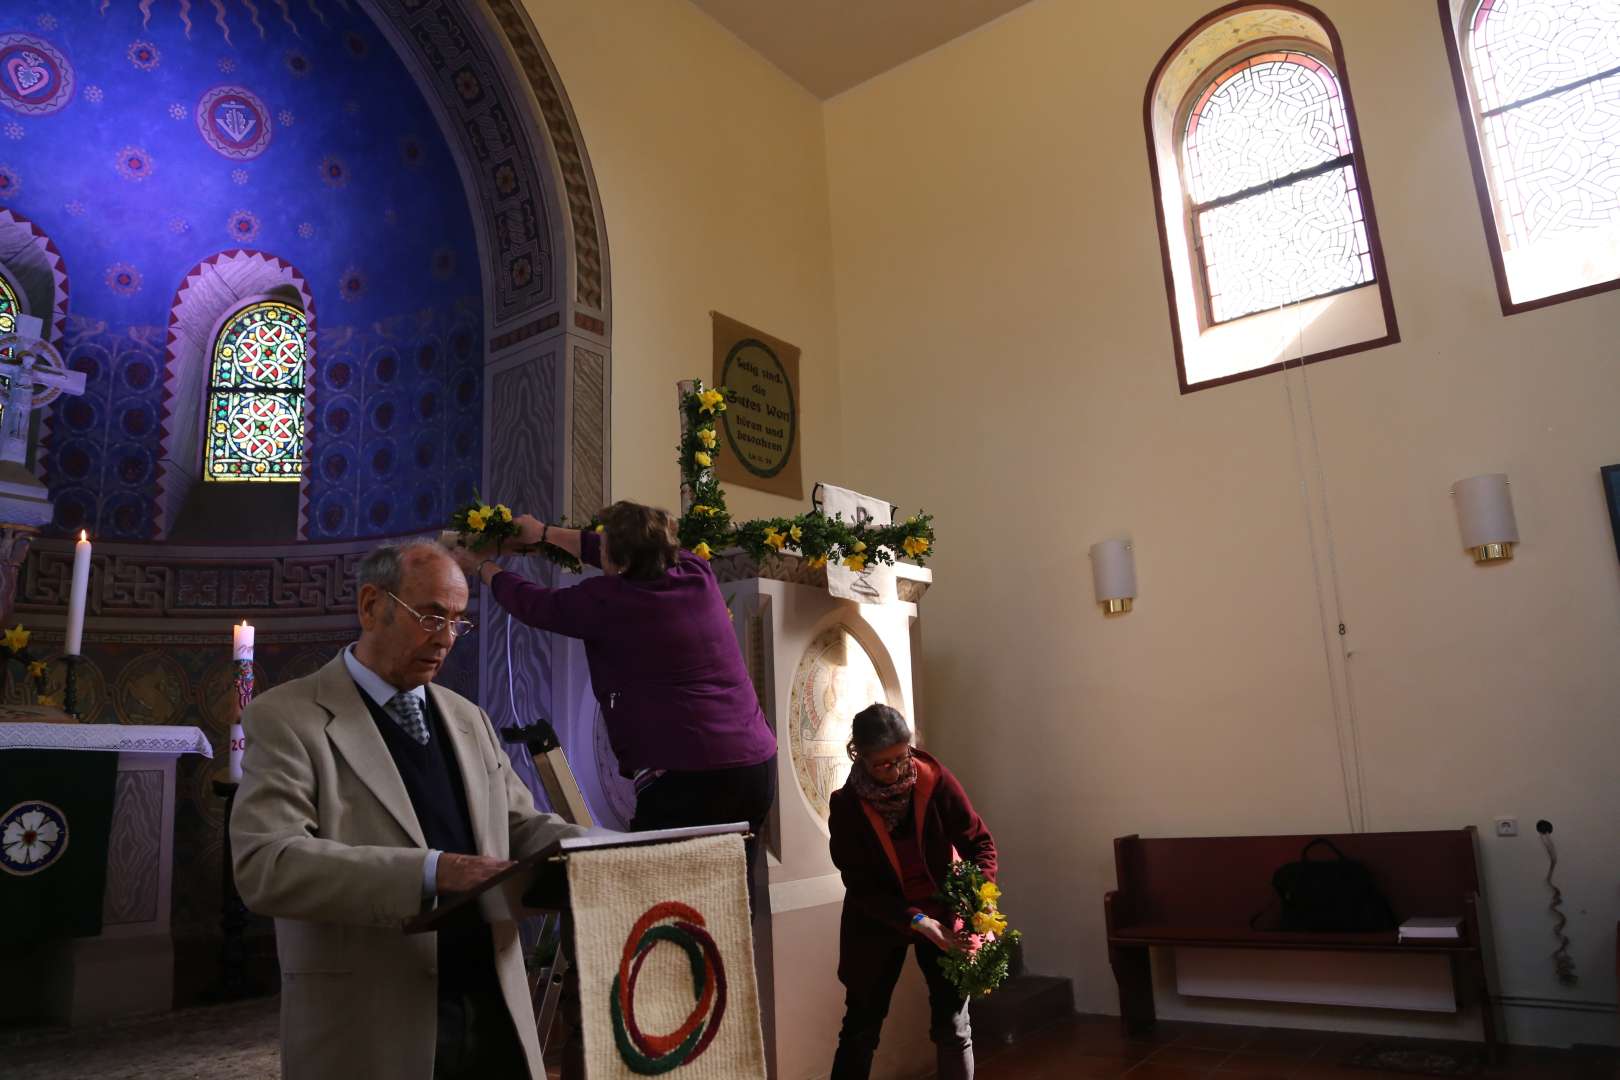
357,537,450,594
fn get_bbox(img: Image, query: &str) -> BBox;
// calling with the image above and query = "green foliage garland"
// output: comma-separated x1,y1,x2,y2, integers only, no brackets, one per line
675,380,936,568
448,380,939,574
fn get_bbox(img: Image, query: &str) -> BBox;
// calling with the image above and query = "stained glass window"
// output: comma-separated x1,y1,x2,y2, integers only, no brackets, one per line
0,274,22,419
1467,0,1620,251
1183,52,1375,324
0,274,18,338
204,300,306,482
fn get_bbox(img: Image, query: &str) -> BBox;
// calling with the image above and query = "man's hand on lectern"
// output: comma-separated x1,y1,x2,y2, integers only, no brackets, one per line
436,853,516,895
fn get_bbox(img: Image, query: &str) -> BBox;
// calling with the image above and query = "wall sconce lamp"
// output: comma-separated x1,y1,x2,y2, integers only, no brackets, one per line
1452,474,1518,563
1089,539,1136,615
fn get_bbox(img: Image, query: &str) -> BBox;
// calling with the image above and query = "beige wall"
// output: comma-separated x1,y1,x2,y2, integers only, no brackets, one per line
521,0,1618,1051
823,0,1620,1049
521,0,844,521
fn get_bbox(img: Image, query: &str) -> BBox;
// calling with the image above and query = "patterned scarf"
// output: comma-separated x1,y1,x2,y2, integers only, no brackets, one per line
848,755,918,833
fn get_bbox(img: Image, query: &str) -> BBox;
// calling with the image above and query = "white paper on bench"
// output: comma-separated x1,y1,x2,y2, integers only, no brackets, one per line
1174,948,1455,1013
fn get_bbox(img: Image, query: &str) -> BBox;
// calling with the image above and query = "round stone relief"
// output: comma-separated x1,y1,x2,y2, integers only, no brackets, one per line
788,624,892,823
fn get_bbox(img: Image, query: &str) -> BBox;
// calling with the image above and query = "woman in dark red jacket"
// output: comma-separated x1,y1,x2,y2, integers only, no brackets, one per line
827,704,996,1080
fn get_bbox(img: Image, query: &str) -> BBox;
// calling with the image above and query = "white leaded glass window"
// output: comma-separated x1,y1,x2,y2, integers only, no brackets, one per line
1184,52,1374,324
1455,0,1620,306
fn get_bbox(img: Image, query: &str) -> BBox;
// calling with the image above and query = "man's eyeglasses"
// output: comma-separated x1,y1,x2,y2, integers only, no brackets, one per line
387,592,475,638
866,751,912,774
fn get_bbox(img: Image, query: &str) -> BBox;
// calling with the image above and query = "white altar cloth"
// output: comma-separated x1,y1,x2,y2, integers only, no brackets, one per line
0,722,212,757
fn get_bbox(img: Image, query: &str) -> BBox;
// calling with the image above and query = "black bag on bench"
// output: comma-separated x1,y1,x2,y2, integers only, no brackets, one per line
1263,838,1398,933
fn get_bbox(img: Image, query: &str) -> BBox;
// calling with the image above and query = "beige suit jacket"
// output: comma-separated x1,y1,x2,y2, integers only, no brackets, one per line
231,653,581,1080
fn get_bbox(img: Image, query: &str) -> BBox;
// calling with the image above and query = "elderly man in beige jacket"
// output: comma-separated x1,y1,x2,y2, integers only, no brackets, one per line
232,538,582,1080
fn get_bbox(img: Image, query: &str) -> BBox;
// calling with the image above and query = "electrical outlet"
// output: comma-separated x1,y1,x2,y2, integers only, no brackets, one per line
1494,817,1518,837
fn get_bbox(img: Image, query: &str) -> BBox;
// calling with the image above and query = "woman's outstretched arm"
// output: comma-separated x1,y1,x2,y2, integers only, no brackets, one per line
511,515,600,568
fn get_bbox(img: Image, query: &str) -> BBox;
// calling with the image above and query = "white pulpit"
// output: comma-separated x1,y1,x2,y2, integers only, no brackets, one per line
0,717,212,1024
713,552,935,1080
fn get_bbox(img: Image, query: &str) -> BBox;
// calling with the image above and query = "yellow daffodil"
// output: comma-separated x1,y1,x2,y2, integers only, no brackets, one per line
697,389,725,413
843,554,867,572
852,540,867,553
990,912,1009,935
694,451,712,468
691,504,713,517
697,428,717,449
789,525,802,543
764,528,786,551
972,910,997,935
693,541,712,560
3,624,30,653
807,555,828,570
595,524,606,533
978,881,1002,905
903,536,931,557
466,507,489,531
496,505,513,523
27,660,47,679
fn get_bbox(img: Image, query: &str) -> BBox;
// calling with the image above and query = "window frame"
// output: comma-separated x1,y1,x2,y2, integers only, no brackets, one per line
1177,43,1372,330
0,265,28,411
1437,0,1620,315
1144,2,1400,396
200,295,309,484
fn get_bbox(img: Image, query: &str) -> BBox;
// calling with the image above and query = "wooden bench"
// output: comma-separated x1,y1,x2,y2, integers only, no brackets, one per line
1104,829,1500,1058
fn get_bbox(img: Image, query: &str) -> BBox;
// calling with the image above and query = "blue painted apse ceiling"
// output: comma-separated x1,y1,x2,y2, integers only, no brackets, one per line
0,1,484,540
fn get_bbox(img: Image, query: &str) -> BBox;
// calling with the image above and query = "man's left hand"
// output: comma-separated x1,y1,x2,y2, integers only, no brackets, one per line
436,852,517,895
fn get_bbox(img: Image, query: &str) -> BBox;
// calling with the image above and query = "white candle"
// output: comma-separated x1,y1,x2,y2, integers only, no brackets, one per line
232,620,255,660
64,530,91,656
230,621,253,782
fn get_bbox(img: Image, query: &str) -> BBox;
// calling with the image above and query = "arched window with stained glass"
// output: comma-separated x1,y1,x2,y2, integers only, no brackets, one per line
0,271,24,421
1182,51,1374,324
204,299,307,482
0,271,19,338
1445,0,1620,309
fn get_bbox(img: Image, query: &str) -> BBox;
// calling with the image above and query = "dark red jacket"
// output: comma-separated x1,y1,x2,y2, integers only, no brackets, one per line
828,749,997,965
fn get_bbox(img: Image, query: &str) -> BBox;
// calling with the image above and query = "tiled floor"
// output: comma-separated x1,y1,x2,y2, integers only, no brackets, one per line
973,1015,1618,1079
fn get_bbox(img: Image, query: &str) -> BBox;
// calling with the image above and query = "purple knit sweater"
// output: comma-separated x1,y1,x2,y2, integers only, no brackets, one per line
487,531,776,775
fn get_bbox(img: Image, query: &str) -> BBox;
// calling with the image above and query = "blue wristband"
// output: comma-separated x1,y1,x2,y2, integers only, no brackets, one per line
911,912,926,926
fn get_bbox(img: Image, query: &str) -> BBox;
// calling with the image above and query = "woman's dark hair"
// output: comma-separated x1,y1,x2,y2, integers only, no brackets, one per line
846,703,911,761
598,501,680,581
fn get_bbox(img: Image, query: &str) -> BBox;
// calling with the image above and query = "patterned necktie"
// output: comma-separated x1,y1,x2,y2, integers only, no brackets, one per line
386,691,430,746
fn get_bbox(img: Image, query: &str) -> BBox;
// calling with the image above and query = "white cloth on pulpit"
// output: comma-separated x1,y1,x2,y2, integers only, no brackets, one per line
567,833,766,1078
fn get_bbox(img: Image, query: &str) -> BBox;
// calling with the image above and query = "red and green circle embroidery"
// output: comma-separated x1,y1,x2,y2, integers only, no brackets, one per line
610,901,728,1074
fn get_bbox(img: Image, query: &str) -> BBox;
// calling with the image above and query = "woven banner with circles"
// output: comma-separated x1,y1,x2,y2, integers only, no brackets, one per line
567,833,766,1078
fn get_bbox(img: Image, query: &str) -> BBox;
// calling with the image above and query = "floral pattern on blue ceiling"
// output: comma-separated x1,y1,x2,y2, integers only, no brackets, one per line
0,0,484,541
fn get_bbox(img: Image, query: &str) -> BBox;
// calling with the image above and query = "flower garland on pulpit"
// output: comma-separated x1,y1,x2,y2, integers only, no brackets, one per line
0,623,54,705
445,379,938,571
677,380,936,568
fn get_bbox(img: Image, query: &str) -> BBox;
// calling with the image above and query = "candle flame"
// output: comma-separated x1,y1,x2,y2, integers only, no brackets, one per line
78,530,87,542
240,620,250,628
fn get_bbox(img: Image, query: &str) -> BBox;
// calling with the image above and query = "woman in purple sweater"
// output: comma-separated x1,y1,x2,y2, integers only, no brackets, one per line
449,501,777,854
